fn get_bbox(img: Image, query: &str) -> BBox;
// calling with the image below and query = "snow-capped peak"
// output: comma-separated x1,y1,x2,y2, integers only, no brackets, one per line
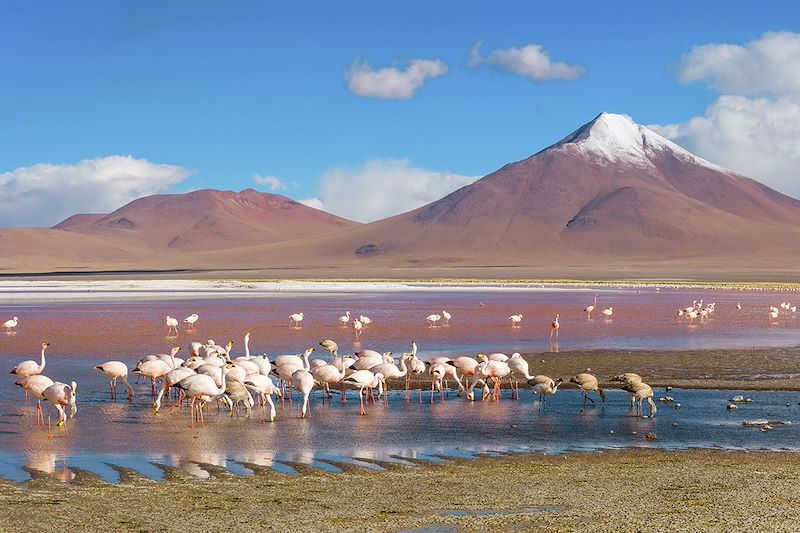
551,112,731,173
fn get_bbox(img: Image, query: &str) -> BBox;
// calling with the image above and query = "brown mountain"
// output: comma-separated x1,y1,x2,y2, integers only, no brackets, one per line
52,188,358,252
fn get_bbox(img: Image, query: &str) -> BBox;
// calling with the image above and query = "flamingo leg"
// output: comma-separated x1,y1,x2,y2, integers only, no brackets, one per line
340,383,348,404
359,388,366,416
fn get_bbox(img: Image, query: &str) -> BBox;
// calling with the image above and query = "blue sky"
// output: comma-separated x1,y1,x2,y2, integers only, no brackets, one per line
2,1,799,226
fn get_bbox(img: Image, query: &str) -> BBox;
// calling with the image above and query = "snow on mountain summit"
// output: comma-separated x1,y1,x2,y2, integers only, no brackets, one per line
550,112,730,173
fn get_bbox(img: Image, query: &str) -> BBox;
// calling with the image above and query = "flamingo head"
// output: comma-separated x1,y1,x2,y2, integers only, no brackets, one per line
42,342,50,349
476,354,488,362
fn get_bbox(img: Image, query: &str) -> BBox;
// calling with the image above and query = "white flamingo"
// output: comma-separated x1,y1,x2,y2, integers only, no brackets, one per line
339,311,351,327
601,306,613,318
3,316,18,333
42,381,78,432
353,319,363,340
359,315,372,328
10,342,49,378
183,314,199,328
584,295,597,319
341,371,385,416
509,314,523,326
442,310,451,325
14,375,54,425
426,313,441,326
95,361,134,400
289,312,304,326
166,316,179,335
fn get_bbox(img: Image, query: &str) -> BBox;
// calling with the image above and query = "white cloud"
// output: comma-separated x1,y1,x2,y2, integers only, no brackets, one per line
651,31,800,199
253,174,286,191
346,58,448,99
678,31,800,95
299,197,325,211
312,159,478,222
0,155,191,227
469,41,583,81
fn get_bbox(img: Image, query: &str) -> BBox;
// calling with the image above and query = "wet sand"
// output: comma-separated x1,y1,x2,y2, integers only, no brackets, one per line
515,346,800,391
1,449,798,532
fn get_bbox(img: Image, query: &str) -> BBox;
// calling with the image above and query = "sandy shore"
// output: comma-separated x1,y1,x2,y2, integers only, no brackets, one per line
1,449,798,532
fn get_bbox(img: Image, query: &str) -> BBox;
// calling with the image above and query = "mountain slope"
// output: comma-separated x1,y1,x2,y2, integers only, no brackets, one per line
231,112,800,269
53,188,359,252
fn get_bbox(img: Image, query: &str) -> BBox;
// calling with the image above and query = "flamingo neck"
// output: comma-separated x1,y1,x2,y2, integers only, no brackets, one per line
218,370,228,395
398,357,409,377
302,350,311,370
244,336,251,359
122,376,135,397
39,348,46,372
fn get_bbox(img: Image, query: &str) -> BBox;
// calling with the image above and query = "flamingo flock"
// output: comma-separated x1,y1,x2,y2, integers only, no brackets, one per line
3,290,797,434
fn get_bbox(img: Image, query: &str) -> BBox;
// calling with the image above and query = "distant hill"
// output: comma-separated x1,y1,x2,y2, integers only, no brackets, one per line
51,188,358,252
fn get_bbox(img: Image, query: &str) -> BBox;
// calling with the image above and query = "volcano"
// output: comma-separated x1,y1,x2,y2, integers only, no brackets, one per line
267,112,800,270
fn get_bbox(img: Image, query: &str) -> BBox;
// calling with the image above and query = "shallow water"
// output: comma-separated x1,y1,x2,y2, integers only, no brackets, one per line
0,287,799,483
0,387,798,483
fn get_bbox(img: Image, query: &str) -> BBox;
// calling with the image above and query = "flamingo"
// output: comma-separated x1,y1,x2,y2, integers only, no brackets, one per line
426,313,441,326
14,375,54,425
311,355,351,403
570,373,605,407
274,347,315,368
166,316,179,336
291,367,315,418
506,353,533,399
341,371,386,415
153,366,196,412
468,354,510,401
132,347,180,395
243,375,281,421
223,379,254,417
736,303,742,311
453,356,481,395
173,364,232,427
319,339,339,357
509,314,523,326
601,307,613,318
3,316,18,333
183,313,199,328
233,333,261,376
353,319,363,340
95,361,134,400
770,309,779,319
407,354,427,402
584,295,598,319
624,381,657,417
442,310,451,325
42,381,78,430
369,354,410,401
289,312,304,326
428,363,450,403
10,342,49,378
339,311,351,327
550,314,560,340
528,375,563,410
610,373,643,408
359,315,372,328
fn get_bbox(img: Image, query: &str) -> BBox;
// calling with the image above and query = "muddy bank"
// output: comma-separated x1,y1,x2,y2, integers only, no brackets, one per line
1,449,798,532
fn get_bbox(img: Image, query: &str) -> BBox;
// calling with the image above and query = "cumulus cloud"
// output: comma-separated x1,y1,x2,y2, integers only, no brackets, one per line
299,197,325,211
253,174,287,191
0,155,191,227
346,58,448,99
651,31,800,199
678,31,800,95
311,159,478,222
469,41,583,81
